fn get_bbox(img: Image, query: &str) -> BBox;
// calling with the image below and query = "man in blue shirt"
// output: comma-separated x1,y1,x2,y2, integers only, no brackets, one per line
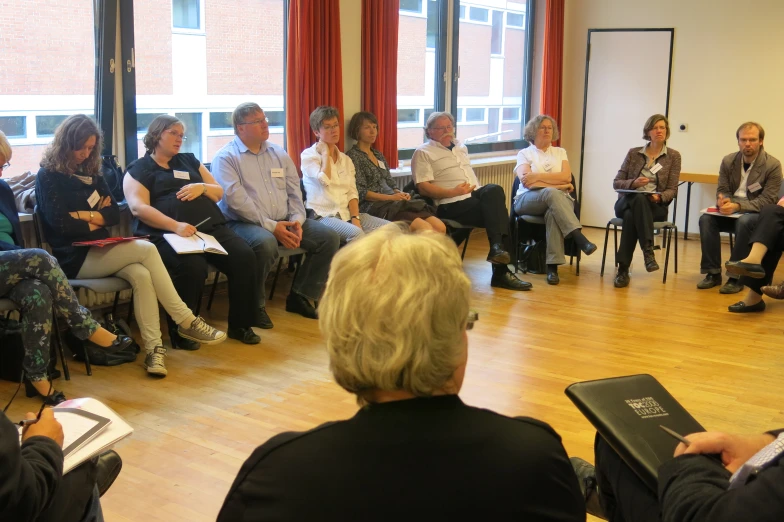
212,103,339,325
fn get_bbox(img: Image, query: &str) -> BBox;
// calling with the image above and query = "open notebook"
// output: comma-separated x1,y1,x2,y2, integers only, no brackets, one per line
163,232,228,255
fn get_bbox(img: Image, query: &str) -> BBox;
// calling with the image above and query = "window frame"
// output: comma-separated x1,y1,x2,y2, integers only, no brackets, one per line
171,0,206,34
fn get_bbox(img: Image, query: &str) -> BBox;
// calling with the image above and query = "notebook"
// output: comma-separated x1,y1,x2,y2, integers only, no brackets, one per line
163,232,228,255
73,236,149,247
565,374,705,491
700,207,741,219
615,189,661,194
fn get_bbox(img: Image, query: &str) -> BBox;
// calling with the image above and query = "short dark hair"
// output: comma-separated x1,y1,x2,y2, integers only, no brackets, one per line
642,114,670,141
309,106,340,133
143,115,182,155
232,102,264,134
347,111,378,141
736,122,765,141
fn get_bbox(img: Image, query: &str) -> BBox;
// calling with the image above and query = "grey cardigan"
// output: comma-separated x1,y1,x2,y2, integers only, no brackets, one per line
613,145,682,204
716,148,782,213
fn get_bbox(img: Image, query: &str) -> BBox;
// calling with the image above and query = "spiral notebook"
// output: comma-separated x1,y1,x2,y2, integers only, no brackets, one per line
163,232,228,255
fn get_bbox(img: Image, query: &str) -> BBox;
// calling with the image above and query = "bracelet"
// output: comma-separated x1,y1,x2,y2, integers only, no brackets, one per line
89,211,94,223
201,184,207,196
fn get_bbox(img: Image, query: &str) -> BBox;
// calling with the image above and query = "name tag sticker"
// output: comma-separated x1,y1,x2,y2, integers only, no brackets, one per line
87,190,100,208
173,170,190,180
378,161,386,170
271,168,284,178
649,163,663,174
748,182,762,193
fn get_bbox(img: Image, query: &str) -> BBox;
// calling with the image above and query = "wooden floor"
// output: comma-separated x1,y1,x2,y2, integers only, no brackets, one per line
4,227,784,521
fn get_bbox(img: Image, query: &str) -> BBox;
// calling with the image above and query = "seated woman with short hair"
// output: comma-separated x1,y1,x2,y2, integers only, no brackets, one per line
346,111,446,233
218,224,585,521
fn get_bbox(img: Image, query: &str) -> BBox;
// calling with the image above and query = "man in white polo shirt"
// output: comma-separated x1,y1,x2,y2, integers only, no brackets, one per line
411,112,531,291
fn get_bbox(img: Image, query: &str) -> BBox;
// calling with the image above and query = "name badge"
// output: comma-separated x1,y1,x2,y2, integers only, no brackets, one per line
378,161,386,170
271,168,284,178
649,163,663,174
748,182,762,193
542,161,553,172
173,170,190,180
87,190,100,208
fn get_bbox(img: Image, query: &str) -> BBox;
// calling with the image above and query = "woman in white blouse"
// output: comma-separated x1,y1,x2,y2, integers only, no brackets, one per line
513,115,597,285
301,106,389,243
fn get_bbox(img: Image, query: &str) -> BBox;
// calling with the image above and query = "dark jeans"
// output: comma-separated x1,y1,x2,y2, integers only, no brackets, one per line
38,466,103,522
436,184,510,249
739,205,784,294
154,225,259,330
614,193,670,267
698,213,758,276
594,433,661,522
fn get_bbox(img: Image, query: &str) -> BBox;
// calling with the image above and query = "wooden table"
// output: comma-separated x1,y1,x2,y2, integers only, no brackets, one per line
676,172,719,239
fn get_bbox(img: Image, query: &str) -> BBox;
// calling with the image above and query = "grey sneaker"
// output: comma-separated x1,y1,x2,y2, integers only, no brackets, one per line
144,346,167,377
178,316,227,345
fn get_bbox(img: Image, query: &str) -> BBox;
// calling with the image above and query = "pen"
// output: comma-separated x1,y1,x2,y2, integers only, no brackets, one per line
18,418,39,427
193,217,211,229
659,425,691,446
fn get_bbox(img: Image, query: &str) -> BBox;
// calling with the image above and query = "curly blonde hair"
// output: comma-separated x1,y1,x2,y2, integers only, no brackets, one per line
40,114,103,176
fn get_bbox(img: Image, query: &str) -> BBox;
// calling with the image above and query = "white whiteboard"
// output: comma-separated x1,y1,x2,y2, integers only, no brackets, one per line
579,30,674,227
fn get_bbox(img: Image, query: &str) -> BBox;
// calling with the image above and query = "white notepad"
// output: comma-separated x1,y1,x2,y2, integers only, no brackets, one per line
700,208,741,219
163,232,228,255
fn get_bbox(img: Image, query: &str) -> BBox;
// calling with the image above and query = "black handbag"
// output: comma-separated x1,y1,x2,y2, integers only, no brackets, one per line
518,240,547,274
0,317,24,382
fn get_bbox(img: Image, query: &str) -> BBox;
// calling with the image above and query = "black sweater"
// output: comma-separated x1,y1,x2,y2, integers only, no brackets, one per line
218,395,585,522
35,168,120,278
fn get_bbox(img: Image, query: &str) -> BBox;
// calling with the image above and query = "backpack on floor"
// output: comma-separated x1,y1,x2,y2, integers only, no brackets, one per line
66,313,139,366
0,317,24,382
517,240,547,274
101,155,126,203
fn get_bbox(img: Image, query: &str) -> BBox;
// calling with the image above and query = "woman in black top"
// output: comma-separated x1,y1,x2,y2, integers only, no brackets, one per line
36,115,226,379
124,115,261,345
345,112,446,233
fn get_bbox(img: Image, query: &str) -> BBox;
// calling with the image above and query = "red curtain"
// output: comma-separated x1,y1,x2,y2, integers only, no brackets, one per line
361,0,399,168
286,0,345,172
540,0,565,145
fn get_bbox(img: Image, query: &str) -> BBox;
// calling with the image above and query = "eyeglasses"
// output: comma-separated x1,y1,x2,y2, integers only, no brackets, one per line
0,162,9,170
240,118,270,127
466,311,479,331
321,123,340,132
431,125,455,132
165,130,187,140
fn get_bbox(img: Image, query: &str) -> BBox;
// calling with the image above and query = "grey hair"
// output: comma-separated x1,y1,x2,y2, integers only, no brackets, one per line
523,114,559,142
309,106,341,132
424,111,456,140
319,223,471,406
232,102,264,134
0,130,11,163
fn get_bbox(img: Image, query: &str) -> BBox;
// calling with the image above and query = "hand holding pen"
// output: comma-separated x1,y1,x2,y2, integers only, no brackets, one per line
20,408,64,447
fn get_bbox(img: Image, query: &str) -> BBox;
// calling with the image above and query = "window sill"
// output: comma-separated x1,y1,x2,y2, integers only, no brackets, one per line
391,152,517,177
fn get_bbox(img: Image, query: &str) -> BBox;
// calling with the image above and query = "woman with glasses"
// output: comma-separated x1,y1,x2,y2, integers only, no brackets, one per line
124,115,262,346
301,106,390,243
346,111,446,233
218,224,585,521
35,115,227,379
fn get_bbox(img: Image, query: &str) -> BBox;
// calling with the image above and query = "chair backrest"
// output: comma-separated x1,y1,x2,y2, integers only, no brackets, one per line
32,206,52,253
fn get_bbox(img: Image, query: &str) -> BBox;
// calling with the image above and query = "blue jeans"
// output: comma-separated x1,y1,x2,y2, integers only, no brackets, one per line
227,219,340,307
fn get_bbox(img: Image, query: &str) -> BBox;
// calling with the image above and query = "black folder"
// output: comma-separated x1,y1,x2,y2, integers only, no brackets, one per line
565,374,705,491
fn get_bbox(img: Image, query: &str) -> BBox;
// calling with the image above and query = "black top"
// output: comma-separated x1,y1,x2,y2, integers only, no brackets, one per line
35,168,120,278
218,395,585,522
0,179,23,251
345,145,397,213
126,153,225,237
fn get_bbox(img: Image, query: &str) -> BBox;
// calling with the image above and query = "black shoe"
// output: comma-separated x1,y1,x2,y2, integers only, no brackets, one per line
490,270,533,291
614,268,630,288
286,293,318,319
725,260,766,279
697,273,722,290
570,457,606,520
728,300,766,313
720,278,744,294
546,264,560,285
48,368,62,380
255,307,274,329
581,241,598,256
95,450,122,497
227,327,261,344
487,243,511,265
173,337,200,351
24,380,66,406
84,334,134,353
643,248,659,272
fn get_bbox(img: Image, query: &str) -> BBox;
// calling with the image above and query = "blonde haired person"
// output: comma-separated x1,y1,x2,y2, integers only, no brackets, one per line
218,224,585,521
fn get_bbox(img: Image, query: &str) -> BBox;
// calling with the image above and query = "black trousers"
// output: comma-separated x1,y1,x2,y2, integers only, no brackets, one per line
154,224,259,330
614,193,670,267
594,433,661,522
739,205,784,294
698,213,758,275
436,184,510,247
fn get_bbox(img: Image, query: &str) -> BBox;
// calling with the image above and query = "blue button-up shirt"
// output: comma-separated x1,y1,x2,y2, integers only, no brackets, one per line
212,136,306,232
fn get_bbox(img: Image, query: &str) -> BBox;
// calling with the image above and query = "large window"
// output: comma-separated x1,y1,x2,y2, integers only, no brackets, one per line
397,0,534,158
0,1,98,177
125,0,287,164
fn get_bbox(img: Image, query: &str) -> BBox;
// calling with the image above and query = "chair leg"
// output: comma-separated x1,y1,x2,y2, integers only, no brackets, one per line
111,291,120,317
613,225,619,268
674,226,679,273
601,223,611,276
269,258,285,301
461,234,470,260
51,311,71,381
729,232,734,251
576,250,581,276
207,271,221,311
126,295,134,326
663,227,672,283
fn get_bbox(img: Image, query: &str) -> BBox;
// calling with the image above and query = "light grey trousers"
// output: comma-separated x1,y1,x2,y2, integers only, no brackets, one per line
513,187,581,265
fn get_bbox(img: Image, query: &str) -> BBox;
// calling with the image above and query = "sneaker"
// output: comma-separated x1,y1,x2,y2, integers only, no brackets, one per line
178,316,227,346
614,267,630,288
569,457,606,519
227,327,261,345
144,346,167,377
719,278,744,294
643,248,659,272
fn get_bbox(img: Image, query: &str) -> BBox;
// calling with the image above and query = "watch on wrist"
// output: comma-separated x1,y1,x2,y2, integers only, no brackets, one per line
351,215,360,221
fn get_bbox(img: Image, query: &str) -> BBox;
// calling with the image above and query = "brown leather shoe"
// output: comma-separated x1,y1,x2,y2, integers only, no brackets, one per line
761,282,784,299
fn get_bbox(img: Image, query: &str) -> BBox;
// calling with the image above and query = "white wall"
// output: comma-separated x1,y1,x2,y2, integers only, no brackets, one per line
561,0,784,233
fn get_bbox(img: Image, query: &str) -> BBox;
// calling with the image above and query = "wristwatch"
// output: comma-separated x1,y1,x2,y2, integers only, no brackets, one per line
350,215,360,221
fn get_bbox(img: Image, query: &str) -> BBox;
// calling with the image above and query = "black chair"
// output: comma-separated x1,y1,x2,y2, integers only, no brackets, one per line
509,176,580,275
